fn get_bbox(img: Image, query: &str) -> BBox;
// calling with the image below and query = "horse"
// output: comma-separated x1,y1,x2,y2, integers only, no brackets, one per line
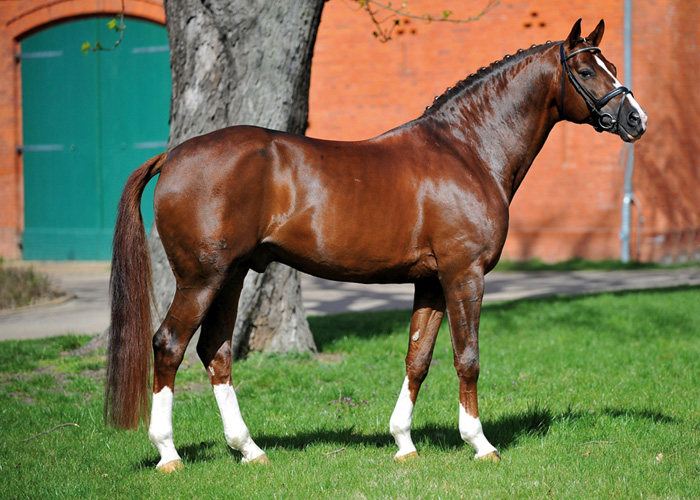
105,19,647,472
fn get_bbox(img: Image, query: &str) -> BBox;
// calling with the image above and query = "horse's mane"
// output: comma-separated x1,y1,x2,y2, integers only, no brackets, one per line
422,41,557,117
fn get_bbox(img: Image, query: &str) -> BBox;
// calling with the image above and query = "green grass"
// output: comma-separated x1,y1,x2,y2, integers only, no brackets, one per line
493,257,698,272
1,287,699,499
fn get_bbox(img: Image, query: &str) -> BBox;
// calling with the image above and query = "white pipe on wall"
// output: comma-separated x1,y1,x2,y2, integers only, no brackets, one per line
620,0,635,263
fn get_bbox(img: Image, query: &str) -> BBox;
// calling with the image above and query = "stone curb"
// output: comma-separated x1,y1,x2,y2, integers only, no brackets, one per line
0,292,75,316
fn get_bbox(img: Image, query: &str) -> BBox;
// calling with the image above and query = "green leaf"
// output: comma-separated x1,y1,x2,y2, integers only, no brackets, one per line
442,10,453,19
107,18,118,31
81,42,91,55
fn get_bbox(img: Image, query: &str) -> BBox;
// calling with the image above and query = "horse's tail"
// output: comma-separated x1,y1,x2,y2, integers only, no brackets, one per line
105,152,167,429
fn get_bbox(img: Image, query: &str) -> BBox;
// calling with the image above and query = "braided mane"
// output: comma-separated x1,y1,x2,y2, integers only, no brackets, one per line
422,41,557,117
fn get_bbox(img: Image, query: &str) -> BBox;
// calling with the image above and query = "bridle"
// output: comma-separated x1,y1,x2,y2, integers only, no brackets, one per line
559,42,633,133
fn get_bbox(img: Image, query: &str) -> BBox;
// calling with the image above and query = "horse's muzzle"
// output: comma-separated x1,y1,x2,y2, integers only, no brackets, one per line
619,106,647,143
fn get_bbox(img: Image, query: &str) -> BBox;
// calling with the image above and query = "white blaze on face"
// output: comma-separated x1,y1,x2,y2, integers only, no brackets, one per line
389,376,417,458
148,387,181,468
594,55,648,129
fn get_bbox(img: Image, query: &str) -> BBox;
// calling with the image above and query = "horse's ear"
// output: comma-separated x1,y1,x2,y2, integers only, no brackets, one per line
565,19,583,50
587,19,605,46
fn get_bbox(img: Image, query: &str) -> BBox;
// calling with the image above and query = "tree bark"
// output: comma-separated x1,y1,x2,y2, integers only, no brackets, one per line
149,0,325,358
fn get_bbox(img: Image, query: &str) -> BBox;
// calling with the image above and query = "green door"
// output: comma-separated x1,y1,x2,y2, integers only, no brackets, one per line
21,17,170,260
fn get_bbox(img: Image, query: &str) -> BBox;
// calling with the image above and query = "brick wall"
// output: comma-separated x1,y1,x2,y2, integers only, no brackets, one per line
1,0,698,263
308,0,699,263
631,1,700,263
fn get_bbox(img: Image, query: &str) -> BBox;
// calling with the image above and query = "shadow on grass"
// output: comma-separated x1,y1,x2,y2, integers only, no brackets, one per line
309,309,410,351
598,407,674,424
143,405,674,469
136,440,220,470
487,405,675,452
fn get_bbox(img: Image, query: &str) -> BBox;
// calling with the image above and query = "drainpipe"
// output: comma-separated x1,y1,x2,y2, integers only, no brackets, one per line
620,0,634,263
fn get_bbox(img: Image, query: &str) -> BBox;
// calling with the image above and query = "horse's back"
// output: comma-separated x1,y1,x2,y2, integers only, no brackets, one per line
151,126,433,281
151,124,506,283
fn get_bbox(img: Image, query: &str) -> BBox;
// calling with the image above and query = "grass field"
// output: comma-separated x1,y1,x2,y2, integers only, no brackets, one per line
1,286,699,499
492,257,698,272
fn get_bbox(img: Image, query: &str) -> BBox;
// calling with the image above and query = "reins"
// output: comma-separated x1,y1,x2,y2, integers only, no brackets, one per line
558,42,633,133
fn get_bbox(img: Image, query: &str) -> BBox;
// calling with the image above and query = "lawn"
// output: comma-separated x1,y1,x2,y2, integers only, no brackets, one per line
1,286,698,499
492,257,698,272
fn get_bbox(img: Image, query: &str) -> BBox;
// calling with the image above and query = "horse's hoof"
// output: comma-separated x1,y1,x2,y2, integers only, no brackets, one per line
476,451,501,462
156,459,184,473
394,451,419,462
245,454,270,465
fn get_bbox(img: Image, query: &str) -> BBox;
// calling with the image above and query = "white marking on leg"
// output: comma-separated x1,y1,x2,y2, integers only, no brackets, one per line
213,383,266,462
148,387,182,468
459,404,497,459
389,377,417,458
412,329,421,342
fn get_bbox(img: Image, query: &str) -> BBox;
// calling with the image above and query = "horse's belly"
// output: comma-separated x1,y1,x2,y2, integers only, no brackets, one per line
262,221,433,284
278,252,432,284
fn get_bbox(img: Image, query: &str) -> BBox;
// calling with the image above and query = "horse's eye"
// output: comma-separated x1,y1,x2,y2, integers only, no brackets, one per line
579,68,595,79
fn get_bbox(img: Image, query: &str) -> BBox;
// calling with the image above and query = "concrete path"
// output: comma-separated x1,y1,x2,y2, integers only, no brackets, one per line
302,267,700,314
1,262,698,341
0,262,111,340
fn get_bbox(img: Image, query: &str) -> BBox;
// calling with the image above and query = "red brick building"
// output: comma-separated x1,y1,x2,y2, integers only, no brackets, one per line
1,0,698,262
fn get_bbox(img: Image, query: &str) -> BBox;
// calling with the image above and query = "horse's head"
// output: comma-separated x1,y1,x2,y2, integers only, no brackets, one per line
559,19,647,142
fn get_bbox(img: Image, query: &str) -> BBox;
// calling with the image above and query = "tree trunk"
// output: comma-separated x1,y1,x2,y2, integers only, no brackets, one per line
149,0,325,359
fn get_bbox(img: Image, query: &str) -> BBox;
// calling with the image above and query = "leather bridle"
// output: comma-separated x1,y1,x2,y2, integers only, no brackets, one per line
559,42,633,133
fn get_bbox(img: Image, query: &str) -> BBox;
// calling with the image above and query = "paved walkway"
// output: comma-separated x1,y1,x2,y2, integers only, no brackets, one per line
1,262,698,341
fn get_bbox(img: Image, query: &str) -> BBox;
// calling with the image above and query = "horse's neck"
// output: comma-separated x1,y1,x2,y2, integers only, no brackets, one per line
424,49,559,202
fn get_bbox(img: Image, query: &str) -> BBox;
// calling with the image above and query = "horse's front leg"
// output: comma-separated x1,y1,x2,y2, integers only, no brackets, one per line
442,269,500,461
197,272,268,464
390,278,445,461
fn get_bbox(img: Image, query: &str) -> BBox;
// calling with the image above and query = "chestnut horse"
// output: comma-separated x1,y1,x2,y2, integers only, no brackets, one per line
105,20,646,471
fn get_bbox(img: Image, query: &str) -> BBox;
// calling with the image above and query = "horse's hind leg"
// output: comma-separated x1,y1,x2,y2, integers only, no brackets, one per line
390,278,445,461
149,280,222,472
197,269,268,464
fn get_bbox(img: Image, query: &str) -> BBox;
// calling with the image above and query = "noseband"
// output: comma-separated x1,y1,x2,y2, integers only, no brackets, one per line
559,42,633,133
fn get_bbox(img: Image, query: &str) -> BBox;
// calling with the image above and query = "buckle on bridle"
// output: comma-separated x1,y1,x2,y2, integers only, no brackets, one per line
559,43,633,133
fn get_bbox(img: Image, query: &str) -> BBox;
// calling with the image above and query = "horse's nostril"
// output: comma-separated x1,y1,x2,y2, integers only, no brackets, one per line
628,112,641,127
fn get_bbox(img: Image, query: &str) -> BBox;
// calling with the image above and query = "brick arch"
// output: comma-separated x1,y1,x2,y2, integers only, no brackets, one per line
6,0,165,40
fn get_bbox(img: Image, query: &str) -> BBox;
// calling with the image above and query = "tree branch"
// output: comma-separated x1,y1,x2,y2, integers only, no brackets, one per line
22,423,80,442
81,0,126,54
347,0,500,42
